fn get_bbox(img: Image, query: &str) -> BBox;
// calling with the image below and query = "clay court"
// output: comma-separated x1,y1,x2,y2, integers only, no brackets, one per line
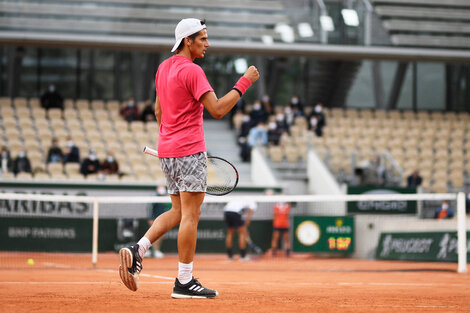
0,252,469,313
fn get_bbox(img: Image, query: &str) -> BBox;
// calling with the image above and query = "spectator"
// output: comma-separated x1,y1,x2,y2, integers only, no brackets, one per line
63,137,80,163
146,185,171,258
247,121,268,148
40,83,63,110
407,169,423,188
290,95,303,114
0,146,13,175
267,121,283,146
13,150,32,176
141,100,156,122
46,138,63,164
80,149,100,176
120,97,140,122
261,94,272,115
435,200,454,219
275,111,289,133
249,100,268,126
100,152,119,176
309,103,326,136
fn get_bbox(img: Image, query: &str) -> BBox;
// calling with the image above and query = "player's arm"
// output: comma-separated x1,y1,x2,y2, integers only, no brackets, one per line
154,96,161,125
244,208,254,228
200,66,259,119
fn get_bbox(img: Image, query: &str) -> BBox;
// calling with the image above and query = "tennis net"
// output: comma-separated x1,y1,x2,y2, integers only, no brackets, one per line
0,192,467,273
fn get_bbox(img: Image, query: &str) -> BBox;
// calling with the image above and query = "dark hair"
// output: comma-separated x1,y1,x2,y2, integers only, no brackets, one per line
176,19,206,51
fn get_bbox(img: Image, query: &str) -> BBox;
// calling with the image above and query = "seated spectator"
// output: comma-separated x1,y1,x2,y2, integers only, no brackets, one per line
309,103,326,136
275,111,289,133
141,100,156,122
249,100,268,126
407,169,423,188
63,137,80,163
46,138,63,163
13,151,32,176
435,200,454,219
0,146,13,175
267,121,283,146
80,149,101,176
261,94,272,115
248,121,268,148
40,83,63,110
100,153,119,176
120,97,140,122
290,95,304,114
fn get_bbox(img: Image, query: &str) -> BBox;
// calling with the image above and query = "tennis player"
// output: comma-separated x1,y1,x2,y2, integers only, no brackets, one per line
119,18,259,298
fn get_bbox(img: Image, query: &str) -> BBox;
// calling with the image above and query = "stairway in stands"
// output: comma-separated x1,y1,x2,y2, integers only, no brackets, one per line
308,60,362,107
203,119,252,184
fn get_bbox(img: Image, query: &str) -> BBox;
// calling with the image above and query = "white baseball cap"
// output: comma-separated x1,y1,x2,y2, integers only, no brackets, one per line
171,18,206,53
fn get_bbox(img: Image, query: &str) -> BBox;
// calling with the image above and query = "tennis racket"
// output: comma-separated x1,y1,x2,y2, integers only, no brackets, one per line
143,146,239,196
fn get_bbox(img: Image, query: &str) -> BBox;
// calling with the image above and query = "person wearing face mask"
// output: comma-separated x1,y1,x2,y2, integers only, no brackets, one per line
12,150,32,176
63,137,80,164
120,97,140,122
261,94,272,115
146,185,171,258
434,200,454,219
47,138,63,164
309,103,326,137
290,95,303,114
80,149,101,176
249,100,268,126
0,146,13,175
40,83,64,110
100,153,119,176
267,120,283,145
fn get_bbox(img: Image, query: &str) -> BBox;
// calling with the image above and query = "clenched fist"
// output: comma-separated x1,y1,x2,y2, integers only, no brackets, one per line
243,66,260,83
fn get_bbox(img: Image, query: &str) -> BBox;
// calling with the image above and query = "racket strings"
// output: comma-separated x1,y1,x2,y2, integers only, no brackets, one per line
206,157,238,195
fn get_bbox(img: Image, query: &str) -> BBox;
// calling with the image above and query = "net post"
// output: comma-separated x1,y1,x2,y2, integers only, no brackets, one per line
457,192,467,274
92,198,99,268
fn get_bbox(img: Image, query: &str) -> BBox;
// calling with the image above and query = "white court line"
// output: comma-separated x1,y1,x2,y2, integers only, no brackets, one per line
42,261,175,281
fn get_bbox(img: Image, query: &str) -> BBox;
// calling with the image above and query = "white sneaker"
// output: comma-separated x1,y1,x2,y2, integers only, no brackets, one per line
240,256,251,262
154,250,164,259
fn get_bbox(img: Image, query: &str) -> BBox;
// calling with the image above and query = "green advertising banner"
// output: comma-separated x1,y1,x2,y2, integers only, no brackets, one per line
376,231,470,262
347,186,417,214
1,217,274,254
293,216,354,253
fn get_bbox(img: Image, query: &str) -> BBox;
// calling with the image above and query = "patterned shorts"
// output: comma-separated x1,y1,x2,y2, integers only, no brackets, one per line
160,152,207,195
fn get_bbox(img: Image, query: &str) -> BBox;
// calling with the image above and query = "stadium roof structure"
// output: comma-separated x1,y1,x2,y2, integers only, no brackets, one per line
0,0,470,63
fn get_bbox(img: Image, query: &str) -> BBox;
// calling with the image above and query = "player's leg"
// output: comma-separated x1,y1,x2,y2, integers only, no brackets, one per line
226,227,234,259
177,191,204,264
282,230,291,257
171,191,218,298
119,195,182,291
271,230,280,256
238,225,248,260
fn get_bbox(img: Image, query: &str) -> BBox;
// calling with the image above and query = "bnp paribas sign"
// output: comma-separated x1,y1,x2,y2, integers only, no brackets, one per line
376,232,470,262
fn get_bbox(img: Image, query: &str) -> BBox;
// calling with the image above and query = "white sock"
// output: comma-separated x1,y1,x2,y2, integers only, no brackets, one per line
178,262,193,285
137,236,152,259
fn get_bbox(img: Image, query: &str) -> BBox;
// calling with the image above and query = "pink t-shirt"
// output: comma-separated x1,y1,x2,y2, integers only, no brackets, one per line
155,55,213,158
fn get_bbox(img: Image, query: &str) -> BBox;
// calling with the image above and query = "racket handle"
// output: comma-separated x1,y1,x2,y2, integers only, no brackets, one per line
143,146,158,157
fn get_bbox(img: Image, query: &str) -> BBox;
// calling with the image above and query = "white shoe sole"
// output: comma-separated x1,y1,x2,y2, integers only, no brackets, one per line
170,291,218,299
119,248,138,291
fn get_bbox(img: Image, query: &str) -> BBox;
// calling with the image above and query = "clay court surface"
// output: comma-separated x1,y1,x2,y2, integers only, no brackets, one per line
0,252,469,313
